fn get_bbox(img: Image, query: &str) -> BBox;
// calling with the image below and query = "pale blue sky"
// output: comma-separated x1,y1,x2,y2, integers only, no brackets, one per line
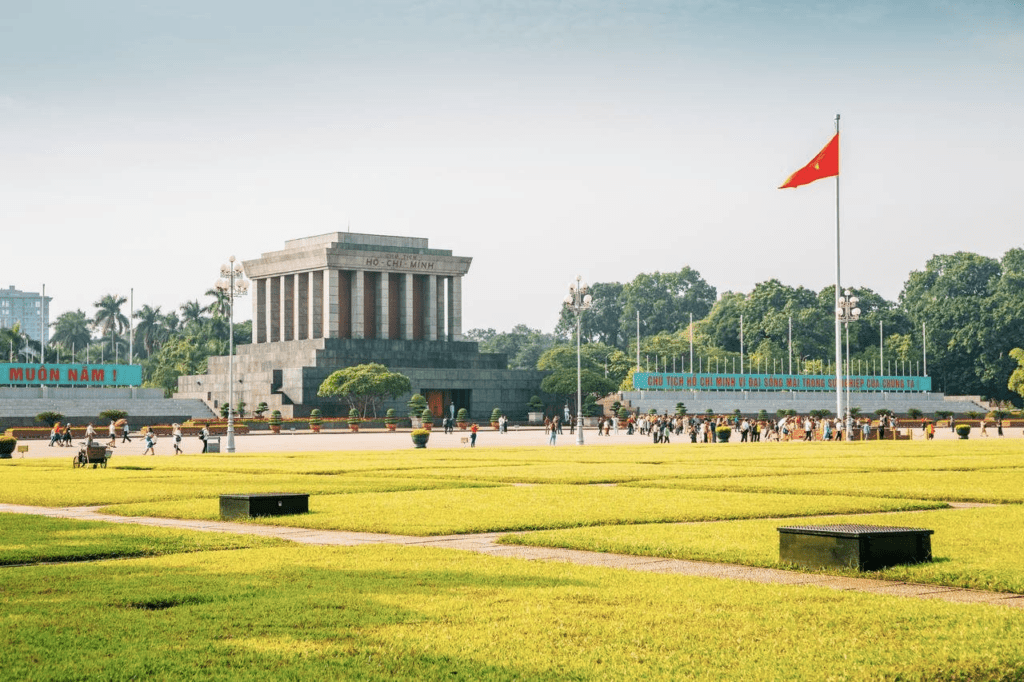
2,1,1021,334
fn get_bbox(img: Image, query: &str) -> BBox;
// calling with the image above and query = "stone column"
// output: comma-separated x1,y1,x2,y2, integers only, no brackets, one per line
447,276,463,341
280,276,291,341
308,271,319,339
435,276,446,342
269,276,281,342
254,278,266,343
323,268,339,337
402,273,414,340
377,272,389,339
351,269,364,339
426,274,437,341
295,273,306,340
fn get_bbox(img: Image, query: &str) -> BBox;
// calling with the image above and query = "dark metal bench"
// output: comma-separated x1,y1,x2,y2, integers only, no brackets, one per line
778,524,933,571
74,442,112,469
219,493,309,520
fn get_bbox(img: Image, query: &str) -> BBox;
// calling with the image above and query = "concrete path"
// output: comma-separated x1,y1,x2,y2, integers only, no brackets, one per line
2,503,1021,610
12,424,1022,459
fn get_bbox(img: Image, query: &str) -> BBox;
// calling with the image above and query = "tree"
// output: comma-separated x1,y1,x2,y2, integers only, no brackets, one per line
317,364,412,418
179,300,206,331
472,324,557,370
49,310,93,360
93,294,129,355
619,267,717,342
145,334,224,396
1009,348,1024,404
555,281,626,347
133,305,165,358
540,368,616,403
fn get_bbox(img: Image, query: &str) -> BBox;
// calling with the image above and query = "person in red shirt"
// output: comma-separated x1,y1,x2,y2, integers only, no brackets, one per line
470,423,478,448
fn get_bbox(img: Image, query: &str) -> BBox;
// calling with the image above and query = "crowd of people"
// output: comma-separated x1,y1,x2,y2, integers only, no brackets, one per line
537,410,1007,443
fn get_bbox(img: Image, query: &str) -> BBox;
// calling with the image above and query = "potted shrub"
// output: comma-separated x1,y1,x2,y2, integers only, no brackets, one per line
490,407,502,430
715,425,732,443
955,423,971,439
421,408,434,431
527,396,544,424
385,408,399,432
457,407,469,430
348,408,361,432
408,394,427,428
269,410,282,433
309,409,323,433
0,435,17,459
255,402,269,419
411,428,430,448
617,407,629,422
675,402,687,417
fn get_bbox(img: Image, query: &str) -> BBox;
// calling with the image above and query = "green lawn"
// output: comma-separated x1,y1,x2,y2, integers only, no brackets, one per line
103,486,943,535
504,505,1024,594
3,440,1024,679
2,543,1023,680
625,468,1024,503
0,513,285,565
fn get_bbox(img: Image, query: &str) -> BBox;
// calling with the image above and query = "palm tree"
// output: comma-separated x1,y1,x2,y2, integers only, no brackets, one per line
204,287,231,320
133,305,165,358
93,294,129,356
50,310,93,361
163,311,180,337
179,300,206,331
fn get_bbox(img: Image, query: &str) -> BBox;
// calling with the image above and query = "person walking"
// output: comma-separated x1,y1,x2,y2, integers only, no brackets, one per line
200,424,210,453
49,423,61,447
143,428,156,455
980,419,988,437
62,422,73,446
172,423,183,454
122,421,132,443
470,423,478,447
549,416,558,445
108,420,117,447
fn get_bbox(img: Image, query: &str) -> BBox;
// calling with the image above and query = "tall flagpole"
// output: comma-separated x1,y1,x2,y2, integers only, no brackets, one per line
834,113,843,429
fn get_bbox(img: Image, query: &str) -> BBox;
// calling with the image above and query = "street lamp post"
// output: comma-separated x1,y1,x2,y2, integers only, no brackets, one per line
564,275,592,446
215,256,249,453
837,289,861,439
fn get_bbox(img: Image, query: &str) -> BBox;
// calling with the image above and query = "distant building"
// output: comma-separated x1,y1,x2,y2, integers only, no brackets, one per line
0,285,51,346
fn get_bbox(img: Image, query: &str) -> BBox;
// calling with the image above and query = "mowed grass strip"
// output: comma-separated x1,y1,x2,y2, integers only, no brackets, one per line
504,505,1024,594
0,513,285,565
623,468,1024,503
0,465,501,506
2,544,1023,680
104,486,944,535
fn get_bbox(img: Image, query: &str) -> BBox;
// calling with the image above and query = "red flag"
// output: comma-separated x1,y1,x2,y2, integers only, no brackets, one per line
779,133,839,189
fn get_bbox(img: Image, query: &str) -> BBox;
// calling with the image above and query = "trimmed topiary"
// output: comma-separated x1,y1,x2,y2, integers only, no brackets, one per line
0,435,17,457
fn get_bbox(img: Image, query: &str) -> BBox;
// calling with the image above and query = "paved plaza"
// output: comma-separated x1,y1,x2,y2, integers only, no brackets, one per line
14,422,1017,459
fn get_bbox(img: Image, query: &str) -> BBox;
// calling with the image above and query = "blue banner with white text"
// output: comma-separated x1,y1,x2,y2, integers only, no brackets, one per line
633,372,931,392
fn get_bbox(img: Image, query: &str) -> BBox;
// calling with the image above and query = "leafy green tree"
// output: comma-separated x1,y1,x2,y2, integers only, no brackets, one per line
555,281,627,348
317,364,412,418
469,324,558,370
618,267,716,342
1009,348,1024,404
145,334,225,396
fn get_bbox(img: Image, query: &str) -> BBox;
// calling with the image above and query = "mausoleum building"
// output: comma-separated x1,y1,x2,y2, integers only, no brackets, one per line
176,233,548,421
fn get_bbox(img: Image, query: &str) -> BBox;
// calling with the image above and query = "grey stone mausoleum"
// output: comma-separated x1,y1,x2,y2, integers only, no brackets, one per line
177,232,548,421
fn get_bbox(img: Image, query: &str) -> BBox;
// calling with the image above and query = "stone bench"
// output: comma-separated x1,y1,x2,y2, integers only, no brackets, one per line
778,524,933,571
219,493,309,520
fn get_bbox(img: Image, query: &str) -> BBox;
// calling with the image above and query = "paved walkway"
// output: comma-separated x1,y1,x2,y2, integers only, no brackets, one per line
2,503,1021,610
13,424,1021,459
